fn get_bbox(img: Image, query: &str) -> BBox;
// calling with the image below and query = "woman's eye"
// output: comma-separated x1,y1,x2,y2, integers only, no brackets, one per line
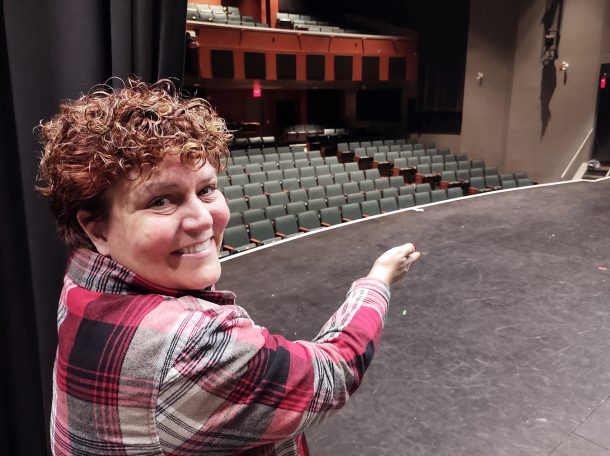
198,185,217,197
149,196,172,208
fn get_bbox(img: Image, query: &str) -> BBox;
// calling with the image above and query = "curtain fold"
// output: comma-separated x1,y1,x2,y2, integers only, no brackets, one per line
1,1,186,453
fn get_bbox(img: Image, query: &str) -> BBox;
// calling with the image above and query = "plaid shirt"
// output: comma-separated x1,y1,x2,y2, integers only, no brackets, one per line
51,249,391,455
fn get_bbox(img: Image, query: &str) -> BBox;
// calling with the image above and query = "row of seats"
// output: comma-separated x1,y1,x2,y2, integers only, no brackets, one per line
187,3,266,27
338,139,430,151
225,180,450,214
221,167,399,190
275,12,352,34
230,136,276,148
221,189,462,255
227,149,331,166
223,175,417,202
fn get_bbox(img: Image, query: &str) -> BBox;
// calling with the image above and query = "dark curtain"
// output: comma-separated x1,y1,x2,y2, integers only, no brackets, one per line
0,1,186,454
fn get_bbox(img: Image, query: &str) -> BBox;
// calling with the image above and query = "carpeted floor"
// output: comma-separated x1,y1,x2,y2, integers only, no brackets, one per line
217,179,610,456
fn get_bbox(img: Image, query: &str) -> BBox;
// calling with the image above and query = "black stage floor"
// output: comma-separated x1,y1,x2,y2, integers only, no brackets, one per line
217,179,610,456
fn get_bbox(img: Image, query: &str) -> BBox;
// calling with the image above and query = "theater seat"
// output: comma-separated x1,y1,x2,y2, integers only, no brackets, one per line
298,210,323,232
341,203,363,221
320,207,342,226
223,225,256,253
274,214,301,238
249,220,282,245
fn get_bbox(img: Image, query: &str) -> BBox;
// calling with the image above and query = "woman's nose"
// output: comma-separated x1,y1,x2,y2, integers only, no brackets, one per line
181,195,213,232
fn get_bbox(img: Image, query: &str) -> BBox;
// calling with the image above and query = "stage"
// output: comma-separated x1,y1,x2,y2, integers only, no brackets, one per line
217,178,610,456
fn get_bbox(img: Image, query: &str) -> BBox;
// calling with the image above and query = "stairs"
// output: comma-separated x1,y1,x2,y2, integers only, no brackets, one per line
581,161,610,180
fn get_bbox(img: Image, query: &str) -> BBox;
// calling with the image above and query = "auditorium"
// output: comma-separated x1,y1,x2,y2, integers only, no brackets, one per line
2,1,610,455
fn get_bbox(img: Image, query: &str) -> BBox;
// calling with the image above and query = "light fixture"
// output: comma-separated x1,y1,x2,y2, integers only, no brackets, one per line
559,61,569,72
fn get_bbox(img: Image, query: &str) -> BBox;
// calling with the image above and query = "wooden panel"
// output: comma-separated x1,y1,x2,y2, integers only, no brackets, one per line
241,30,300,51
233,49,245,79
298,35,331,53
379,55,389,81
198,27,242,47
362,38,397,55
329,37,363,54
190,23,417,82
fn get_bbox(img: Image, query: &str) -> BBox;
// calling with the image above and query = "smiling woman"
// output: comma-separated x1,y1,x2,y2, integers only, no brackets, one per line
37,79,419,456
78,156,229,290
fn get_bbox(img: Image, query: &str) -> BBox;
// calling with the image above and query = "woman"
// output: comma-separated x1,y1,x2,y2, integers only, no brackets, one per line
38,79,420,455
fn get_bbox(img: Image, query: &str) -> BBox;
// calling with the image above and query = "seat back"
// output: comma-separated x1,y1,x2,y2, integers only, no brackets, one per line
249,220,277,242
319,206,342,225
447,187,464,199
298,210,321,230
268,192,289,206
286,201,308,215
263,180,282,195
470,176,485,189
274,214,300,235
325,183,343,197
243,183,263,198
317,174,334,187
389,176,405,188
289,188,308,202
307,198,327,212
242,208,265,225
397,194,415,209
223,185,244,200
430,189,448,202
264,204,286,221
326,195,346,207
248,194,270,209
223,225,251,250
307,186,326,200
374,177,390,189
379,197,398,212
361,200,381,217
282,178,300,191
227,212,244,228
226,197,248,213
414,192,431,205
341,203,362,221
359,180,375,192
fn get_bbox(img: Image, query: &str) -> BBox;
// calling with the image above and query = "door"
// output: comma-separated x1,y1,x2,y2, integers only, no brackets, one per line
593,63,610,162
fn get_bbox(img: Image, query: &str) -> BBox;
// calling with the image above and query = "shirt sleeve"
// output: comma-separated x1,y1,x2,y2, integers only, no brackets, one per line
155,277,390,454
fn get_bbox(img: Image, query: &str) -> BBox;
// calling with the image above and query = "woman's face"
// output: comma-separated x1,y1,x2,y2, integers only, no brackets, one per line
87,154,229,290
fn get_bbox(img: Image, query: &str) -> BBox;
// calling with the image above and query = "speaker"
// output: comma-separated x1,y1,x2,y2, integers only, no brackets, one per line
245,52,266,79
307,55,325,80
210,50,234,79
334,55,353,81
362,56,379,81
276,54,296,80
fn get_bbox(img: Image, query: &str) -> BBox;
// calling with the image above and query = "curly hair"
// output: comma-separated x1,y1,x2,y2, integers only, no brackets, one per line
37,78,232,251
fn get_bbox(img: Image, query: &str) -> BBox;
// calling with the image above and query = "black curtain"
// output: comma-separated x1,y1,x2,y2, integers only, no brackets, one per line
0,1,186,454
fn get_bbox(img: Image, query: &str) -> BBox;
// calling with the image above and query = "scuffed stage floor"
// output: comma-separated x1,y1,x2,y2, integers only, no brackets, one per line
218,179,610,456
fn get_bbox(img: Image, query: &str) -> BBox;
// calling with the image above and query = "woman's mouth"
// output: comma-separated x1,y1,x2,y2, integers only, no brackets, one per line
175,239,211,255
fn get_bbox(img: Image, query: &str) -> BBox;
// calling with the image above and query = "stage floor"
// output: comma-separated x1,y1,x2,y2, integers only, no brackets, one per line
217,179,610,456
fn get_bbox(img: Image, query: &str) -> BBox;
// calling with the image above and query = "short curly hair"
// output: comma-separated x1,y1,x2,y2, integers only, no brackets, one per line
37,78,232,251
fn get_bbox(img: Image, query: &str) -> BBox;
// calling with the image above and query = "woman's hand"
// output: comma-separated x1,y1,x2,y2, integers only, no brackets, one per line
367,243,420,287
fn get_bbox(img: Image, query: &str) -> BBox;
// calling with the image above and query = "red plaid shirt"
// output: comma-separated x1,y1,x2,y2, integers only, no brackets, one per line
51,249,391,455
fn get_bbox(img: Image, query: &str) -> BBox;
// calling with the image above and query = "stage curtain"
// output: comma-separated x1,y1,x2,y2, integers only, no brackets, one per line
0,1,186,453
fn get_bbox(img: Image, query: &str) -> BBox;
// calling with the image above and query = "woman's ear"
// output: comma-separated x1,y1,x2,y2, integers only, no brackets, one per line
76,210,110,255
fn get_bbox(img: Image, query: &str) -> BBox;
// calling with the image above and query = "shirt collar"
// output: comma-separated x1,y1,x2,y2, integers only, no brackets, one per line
67,248,235,305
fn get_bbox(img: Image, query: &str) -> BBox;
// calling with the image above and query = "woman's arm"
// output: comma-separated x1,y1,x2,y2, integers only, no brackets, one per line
156,243,419,454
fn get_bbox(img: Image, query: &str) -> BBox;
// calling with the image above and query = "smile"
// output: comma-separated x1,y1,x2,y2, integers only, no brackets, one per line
175,239,211,255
